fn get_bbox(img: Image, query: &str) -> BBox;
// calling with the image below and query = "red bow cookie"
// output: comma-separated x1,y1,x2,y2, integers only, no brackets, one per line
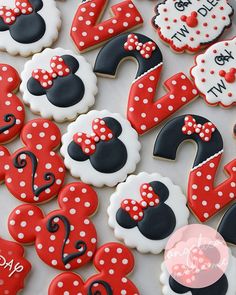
73,118,113,156
182,115,216,142
0,118,65,203
219,68,236,84
0,236,31,295
124,34,156,59
0,64,25,143
8,182,98,270
32,56,71,89
48,243,140,295
121,183,160,221
0,0,33,25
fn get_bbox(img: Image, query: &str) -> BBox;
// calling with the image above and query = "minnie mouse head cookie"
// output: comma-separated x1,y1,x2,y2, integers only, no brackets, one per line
0,236,31,295
60,110,141,187
152,0,233,53
8,182,98,270
108,172,189,254
48,242,140,294
0,0,61,56
0,64,25,144
0,118,65,203
191,37,236,108
20,48,97,122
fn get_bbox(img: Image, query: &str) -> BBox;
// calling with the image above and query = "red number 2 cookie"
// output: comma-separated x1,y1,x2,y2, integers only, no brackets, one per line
0,236,31,295
0,64,25,143
8,182,98,271
0,118,65,203
71,0,143,53
48,242,139,294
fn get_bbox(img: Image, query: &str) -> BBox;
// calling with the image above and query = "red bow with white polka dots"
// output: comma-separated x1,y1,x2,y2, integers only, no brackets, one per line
121,183,160,221
124,34,156,59
0,0,33,25
32,56,70,89
182,115,216,142
73,118,113,156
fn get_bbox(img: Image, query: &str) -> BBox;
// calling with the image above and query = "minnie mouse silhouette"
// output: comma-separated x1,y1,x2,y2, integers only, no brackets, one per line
61,110,141,187
21,48,97,122
0,0,45,44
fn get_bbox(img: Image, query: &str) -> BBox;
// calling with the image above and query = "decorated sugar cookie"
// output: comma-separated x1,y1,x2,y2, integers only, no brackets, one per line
0,0,61,56
191,37,236,107
48,242,140,294
0,118,65,203
107,172,189,254
71,0,143,53
0,64,25,143
152,0,234,53
20,48,97,122
8,182,98,270
94,33,198,135
0,237,31,295
154,114,236,222
60,110,141,187
160,248,236,295
218,203,236,245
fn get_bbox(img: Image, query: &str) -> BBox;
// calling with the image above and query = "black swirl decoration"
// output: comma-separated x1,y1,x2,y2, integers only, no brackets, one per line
174,0,192,11
13,151,55,197
0,114,16,134
88,280,113,295
47,214,87,265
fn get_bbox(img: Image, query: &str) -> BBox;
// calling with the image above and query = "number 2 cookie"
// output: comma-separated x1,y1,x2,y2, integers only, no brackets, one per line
152,0,234,53
0,236,31,295
0,0,61,57
20,48,97,122
107,172,189,254
60,110,141,187
191,37,236,107
8,182,98,270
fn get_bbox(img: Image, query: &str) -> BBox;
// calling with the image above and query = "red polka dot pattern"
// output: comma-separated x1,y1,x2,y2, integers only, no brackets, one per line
124,34,156,59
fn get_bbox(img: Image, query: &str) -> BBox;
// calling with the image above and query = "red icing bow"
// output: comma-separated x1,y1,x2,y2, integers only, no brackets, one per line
73,118,113,156
32,56,70,89
0,0,33,25
121,183,160,221
181,11,198,28
219,68,236,83
124,34,156,59
182,115,215,142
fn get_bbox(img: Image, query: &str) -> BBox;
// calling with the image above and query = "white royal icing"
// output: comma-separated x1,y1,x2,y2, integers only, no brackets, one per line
107,172,189,254
60,110,141,187
0,0,61,56
154,0,233,52
20,48,97,122
191,37,236,107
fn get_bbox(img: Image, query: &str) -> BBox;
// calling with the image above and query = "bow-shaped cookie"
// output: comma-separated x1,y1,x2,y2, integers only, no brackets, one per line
73,118,114,155
32,56,70,89
124,33,156,59
121,183,160,221
182,115,216,142
0,0,33,25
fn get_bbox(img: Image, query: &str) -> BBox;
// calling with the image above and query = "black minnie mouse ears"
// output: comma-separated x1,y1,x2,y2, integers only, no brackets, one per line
29,0,43,12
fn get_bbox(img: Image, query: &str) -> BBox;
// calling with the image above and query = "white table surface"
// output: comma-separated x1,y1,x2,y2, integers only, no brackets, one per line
0,0,235,294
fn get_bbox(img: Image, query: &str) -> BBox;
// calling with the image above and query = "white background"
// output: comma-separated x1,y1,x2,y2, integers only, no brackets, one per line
0,0,235,294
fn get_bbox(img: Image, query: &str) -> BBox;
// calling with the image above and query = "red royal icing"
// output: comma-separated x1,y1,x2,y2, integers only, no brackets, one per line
0,118,65,203
71,0,143,53
0,64,25,143
219,68,236,83
124,34,156,59
8,182,98,270
48,242,139,295
0,236,31,295
188,153,236,222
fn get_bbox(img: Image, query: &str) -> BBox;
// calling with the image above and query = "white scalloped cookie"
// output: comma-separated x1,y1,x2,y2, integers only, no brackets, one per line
191,37,236,107
160,249,236,294
107,172,189,254
20,48,97,122
60,110,141,187
153,0,233,53
0,0,61,56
